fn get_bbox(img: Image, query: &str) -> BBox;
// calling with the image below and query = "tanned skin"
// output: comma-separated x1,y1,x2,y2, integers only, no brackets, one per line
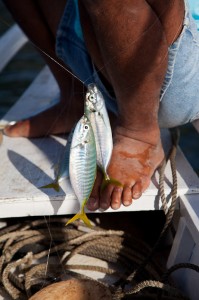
3,0,185,210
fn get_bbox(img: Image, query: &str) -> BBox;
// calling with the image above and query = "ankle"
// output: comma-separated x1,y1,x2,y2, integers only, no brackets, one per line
114,124,161,146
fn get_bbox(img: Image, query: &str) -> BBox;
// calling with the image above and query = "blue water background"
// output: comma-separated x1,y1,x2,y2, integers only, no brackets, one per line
0,0,198,175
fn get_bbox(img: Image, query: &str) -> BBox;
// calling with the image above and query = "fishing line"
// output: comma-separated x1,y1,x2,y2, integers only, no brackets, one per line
0,1,180,208
0,0,180,96
0,0,173,224
43,216,69,281
43,216,52,285
0,3,183,196
0,1,184,286
42,216,70,287
0,13,71,276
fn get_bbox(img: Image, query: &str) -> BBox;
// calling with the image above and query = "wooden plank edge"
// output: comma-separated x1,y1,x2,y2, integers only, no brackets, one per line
0,24,28,72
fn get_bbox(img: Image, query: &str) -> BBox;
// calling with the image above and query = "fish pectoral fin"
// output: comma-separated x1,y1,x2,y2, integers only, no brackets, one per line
66,202,92,228
40,182,60,192
101,176,123,191
71,142,86,149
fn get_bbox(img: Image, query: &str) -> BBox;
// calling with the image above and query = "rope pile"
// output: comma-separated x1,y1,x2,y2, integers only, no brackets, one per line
0,217,191,300
0,128,198,300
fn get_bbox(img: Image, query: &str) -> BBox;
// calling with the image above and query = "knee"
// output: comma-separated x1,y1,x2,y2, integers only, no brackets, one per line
81,0,154,19
81,0,161,36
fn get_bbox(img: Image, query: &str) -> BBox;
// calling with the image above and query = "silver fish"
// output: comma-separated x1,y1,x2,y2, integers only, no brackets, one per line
40,126,75,192
67,115,97,227
85,83,113,180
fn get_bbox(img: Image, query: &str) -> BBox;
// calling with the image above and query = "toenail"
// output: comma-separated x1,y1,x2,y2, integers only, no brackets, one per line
87,197,98,209
100,202,109,209
133,193,142,199
123,200,132,206
112,203,120,210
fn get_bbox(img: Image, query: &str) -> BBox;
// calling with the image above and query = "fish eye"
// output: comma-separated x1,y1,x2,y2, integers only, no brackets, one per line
84,125,89,130
89,95,96,102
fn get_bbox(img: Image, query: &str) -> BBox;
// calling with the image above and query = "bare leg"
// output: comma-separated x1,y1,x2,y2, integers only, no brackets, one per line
3,0,185,210
80,0,185,209
3,0,84,137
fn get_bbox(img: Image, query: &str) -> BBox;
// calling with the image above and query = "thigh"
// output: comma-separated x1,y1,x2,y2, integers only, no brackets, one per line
147,0,185,45
2,0,65,50
35,0,67,38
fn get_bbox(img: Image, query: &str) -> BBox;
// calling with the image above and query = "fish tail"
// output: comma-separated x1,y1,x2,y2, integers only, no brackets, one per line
101,174,123,191
66,200,92,227
40,182,60,192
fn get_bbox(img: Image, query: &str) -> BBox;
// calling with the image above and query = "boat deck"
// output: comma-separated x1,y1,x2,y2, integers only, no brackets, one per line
0,27,198,218
0,24,199,300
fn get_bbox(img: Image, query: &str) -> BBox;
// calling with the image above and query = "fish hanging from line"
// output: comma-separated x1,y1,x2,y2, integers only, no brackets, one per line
85,83,122,190
40,126,75,192
66,115,97,227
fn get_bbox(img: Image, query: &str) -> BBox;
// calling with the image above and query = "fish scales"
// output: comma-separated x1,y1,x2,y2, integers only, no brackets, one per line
67,115,97,227
85,83,113,178
89,111,111,171
70,141,96,201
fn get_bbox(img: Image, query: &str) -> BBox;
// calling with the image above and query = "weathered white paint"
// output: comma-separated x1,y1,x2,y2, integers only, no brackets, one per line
0,66,59,127
0,64,199,218
0,126,198,217
167,195,199,300
0,25,27,72
0,25,198,218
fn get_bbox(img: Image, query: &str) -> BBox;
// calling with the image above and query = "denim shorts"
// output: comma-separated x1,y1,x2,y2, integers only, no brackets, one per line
56,0,199,128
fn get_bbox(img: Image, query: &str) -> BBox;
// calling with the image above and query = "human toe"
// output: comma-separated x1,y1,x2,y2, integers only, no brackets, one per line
122,186,133,206
87,171,102,211
100,184,114,210
87,197,99,211
111,186,123,210
132,178,150,199
132,181,142,199
4,120,30,137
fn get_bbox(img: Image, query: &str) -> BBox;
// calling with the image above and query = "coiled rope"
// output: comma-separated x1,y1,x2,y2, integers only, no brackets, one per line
0,128,198,300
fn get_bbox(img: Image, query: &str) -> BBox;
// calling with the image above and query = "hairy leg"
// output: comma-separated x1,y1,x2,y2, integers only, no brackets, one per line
80,0,184,209
3,0,84,137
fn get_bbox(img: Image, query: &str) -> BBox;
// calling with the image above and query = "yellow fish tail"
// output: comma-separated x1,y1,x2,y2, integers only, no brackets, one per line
40,182,60,192
66,200,92,227
101,175,123,191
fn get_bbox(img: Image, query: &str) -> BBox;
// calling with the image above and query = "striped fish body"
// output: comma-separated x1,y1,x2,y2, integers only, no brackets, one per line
69,115,97,208
85,84,113,178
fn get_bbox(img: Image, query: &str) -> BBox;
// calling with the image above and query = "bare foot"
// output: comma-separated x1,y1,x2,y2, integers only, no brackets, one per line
3,93,84,138
87,126,164,211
